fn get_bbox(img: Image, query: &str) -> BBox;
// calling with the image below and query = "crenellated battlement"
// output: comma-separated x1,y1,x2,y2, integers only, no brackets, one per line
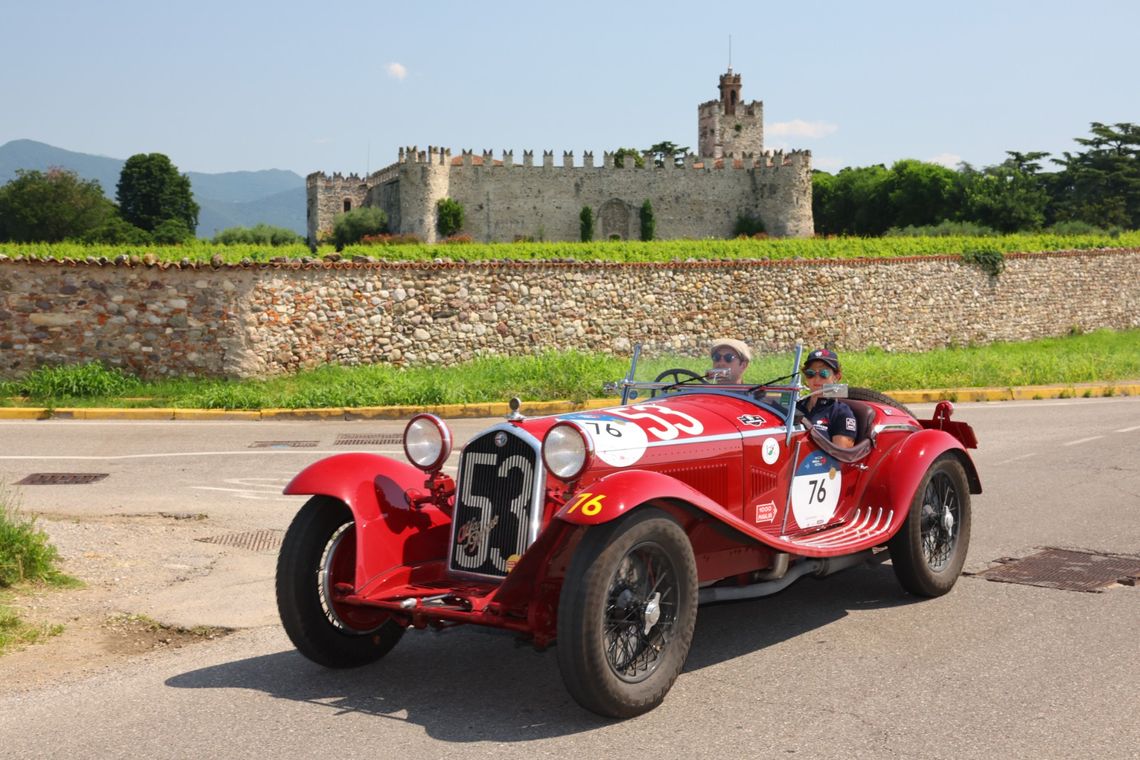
306,67,812,242
368,147,812,172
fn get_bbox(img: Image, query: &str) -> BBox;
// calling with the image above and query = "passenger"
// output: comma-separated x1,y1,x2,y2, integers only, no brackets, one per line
708,338,751,384
797,348,856,448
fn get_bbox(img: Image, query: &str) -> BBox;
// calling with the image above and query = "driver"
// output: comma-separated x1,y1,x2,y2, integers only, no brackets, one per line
797,348,856,448
708,339,750,384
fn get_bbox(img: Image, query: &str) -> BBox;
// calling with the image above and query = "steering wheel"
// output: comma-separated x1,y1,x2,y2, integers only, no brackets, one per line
652,368,707,397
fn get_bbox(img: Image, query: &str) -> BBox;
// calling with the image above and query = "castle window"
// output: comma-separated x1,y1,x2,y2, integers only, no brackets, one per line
343,199,352,212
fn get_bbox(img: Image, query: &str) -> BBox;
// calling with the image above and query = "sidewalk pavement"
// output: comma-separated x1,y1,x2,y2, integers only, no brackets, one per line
0,382,1136,421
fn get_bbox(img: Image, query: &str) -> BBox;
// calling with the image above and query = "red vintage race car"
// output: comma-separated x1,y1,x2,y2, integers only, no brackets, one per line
276,346,981,718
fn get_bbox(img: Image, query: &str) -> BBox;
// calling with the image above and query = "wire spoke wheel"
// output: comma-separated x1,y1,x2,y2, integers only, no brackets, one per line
888,456,972,597
277,496,404,667
603,543,678,682
919,471,960,571
558,509,698,718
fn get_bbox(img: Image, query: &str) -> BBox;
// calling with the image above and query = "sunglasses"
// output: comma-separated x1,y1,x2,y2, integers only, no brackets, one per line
711,352,739,363
803,368,833,379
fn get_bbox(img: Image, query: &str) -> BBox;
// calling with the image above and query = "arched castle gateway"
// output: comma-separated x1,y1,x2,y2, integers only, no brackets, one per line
307,69,813,244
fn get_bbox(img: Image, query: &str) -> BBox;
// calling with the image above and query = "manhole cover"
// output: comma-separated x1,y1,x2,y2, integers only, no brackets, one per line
17,473,108,485
249,440,319,448
978,548,1140,592
197,529,285,553
335,433,403,446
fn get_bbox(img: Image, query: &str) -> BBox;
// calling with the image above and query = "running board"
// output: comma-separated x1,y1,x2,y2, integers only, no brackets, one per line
699,549,887,604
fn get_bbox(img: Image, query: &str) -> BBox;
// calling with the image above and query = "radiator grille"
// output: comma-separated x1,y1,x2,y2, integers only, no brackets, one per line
449,428,542,579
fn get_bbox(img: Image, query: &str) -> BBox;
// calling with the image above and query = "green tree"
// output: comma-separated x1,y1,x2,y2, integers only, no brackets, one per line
579,206,595,242
0,168,114,242
1050,122,1140,229
116,153,199,234
332,207,388,249
647,141,690,168
884,159,964,230
152,218,194,244
639,199,655,241
960,154,1049,233
81,214,152,245
213,224,303,245
812,165,892,235
436,197,465,237
612,147,645,169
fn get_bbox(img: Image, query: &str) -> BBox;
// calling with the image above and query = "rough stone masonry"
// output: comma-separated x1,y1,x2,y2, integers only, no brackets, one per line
1,249,1137,380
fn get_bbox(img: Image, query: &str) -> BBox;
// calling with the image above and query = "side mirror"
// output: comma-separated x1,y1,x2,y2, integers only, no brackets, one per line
821,383,848,399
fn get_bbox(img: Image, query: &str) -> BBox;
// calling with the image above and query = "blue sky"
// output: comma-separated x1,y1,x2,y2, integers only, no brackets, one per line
2,0,1136,177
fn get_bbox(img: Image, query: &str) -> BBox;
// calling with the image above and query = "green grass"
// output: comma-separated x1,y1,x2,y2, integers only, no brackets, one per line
2,329,1137,410
1,230,1138,265
0,484,79,655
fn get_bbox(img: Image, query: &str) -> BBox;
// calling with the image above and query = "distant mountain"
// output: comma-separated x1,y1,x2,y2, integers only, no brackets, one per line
0,139,306,237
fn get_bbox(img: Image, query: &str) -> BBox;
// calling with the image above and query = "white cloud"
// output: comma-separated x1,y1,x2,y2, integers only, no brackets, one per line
386,62,407,81
766,120,838,139
927,152,962,168
812,156,845,172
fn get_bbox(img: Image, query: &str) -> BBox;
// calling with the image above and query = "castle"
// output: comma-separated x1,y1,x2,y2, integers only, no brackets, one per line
306,69,813,244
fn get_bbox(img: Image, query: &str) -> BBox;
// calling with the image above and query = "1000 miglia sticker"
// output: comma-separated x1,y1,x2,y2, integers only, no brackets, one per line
791,452,841,528
559,404,704,467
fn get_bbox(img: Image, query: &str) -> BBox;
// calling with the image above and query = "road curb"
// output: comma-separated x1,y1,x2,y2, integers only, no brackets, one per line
0,383,1135,421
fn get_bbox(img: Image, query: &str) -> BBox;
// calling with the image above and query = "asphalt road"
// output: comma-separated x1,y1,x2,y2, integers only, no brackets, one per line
1,398,1138,759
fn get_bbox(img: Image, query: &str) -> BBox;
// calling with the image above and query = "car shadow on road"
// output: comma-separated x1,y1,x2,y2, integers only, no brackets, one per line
166,563,916,740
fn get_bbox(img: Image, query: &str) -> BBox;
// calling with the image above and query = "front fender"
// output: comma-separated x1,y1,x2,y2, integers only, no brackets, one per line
284,453,452,591
555,469,728,526
879,429,982,519
285,452,425,523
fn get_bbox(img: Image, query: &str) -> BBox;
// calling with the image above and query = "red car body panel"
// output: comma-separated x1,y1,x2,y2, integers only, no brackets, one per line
282,388,980,642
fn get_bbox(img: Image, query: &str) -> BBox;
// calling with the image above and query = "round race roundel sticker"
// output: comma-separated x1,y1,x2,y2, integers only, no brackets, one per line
761,437,780,465
790,452,841,529
560,413,648,467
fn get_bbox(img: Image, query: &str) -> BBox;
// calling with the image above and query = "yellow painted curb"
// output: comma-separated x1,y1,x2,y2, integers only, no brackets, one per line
59,408,178,420
260,407,356,420
173,409,263,421
892,383,1138,404
0,384,1134,421
0,407,51,419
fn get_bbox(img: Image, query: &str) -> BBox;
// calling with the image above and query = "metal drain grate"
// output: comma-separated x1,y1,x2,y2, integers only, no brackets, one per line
978,548,1140,592
17,473,108,485
249,440,319,449
335,433,403,446
197,529,285,553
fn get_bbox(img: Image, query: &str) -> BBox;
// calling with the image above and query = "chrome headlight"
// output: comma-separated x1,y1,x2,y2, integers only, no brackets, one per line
403,414,452,472
542,422,592,481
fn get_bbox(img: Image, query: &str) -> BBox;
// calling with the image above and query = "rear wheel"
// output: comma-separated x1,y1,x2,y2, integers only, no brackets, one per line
888,455,971,597
276,496,404,667
557,509,698,718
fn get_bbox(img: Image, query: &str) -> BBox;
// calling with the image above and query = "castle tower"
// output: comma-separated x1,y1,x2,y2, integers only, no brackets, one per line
698,67,763,159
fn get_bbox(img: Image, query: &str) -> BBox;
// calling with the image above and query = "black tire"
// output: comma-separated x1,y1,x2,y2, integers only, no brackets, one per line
557,508,698,718
276,496,404,667
848,386,916,418
888,455,971,597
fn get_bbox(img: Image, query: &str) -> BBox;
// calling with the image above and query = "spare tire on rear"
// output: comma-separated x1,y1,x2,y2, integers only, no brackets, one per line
847,386,915,418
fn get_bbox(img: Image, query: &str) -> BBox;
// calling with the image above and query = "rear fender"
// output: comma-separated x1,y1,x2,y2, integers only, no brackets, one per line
284,453,452,590
555,469,727,526
877,430,982,519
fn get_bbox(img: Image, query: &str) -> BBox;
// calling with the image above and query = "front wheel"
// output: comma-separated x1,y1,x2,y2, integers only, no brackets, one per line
557,508,698,718
888,455,971,597
276,496,404,667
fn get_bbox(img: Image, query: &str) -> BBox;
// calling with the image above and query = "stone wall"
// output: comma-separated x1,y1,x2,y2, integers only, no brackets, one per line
308,147,814,244
1,249,1137,380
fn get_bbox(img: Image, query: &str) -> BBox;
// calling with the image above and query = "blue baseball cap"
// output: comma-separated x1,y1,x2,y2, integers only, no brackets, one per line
804,348,840,372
